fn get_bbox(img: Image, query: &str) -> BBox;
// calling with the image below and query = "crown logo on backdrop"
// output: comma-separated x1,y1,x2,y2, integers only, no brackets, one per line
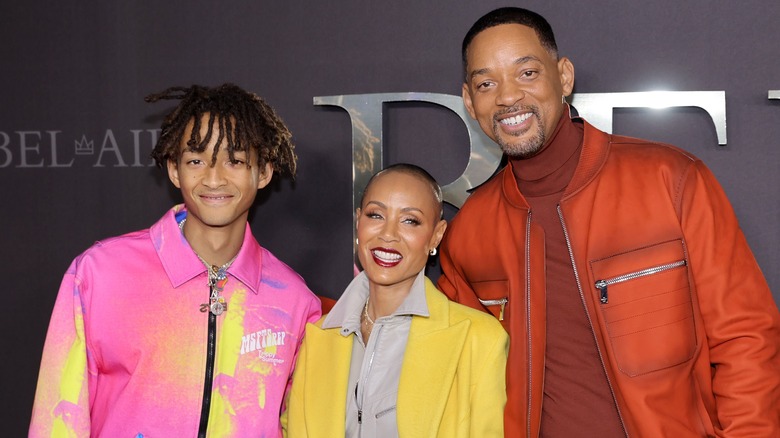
74,135,94,155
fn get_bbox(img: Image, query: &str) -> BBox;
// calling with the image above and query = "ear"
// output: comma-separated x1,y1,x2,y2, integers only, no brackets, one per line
355,208,362,230
167,159,181,188
256,162,274,189
558,57,575,97
462,82,477,120
429,219,448,250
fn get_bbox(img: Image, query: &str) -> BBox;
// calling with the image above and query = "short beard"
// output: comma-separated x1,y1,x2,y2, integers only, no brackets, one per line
492,106,546,159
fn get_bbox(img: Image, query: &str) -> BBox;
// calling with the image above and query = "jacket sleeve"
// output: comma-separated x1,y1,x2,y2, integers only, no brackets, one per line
680,160,780,434
470,323,509,437
29,259,95,438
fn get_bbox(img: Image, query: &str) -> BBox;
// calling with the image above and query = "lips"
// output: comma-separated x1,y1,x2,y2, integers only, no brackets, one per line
371,247,402,267
494,106,538,134
198,193,234,204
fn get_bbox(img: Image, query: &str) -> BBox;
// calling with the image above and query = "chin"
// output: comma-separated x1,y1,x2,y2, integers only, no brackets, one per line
364,271,400,287
499,136,545,158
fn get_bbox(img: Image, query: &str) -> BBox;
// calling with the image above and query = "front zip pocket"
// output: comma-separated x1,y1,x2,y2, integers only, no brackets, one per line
589,239,696,376
595,260,686,304
478,297,508,321
375,406,396,419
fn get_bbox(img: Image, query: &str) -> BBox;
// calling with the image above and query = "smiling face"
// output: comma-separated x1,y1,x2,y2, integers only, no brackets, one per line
356,171,447,295
462,23,574,158
167,113,272,235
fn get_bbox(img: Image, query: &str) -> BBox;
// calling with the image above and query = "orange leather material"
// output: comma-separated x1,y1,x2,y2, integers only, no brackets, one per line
438,121,780,437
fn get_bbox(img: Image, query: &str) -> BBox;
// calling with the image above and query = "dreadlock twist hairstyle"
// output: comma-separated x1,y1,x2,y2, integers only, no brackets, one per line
147,83,297,176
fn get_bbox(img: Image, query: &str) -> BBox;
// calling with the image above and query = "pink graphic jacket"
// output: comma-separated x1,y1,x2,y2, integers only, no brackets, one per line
30,205,321,437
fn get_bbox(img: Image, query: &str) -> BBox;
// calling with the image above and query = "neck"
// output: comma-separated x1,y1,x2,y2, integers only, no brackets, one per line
366,278,415,319
181,217,247,266
509,105,584,196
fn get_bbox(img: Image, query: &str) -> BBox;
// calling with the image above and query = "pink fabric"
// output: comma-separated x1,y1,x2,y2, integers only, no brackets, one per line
30,205,321,437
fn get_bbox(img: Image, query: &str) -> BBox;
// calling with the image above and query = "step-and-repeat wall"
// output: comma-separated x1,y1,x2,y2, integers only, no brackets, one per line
3,1,778,433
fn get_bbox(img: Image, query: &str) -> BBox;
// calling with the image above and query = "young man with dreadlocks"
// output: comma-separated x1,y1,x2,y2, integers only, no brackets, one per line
30,83,321,437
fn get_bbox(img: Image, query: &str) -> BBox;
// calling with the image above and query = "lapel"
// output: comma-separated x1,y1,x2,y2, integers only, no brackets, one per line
398,279,470,436
301,323,353,437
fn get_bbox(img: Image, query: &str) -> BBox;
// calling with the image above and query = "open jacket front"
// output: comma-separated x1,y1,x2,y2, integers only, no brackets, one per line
283,278,508,438
438,121,780,437
30,206,322,437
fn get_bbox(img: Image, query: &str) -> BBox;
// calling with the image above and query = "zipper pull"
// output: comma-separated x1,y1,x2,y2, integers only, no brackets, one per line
498,301,506,321
355,383,362,424
595,280,608,304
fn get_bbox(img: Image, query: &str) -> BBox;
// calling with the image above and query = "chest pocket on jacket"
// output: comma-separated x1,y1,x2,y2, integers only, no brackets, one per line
589,239,695,377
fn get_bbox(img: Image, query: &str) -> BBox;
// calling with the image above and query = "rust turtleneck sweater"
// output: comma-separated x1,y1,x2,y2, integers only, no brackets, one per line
509,108,623,437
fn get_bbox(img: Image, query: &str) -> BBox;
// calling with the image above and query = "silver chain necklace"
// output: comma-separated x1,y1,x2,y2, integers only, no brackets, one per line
179,217,236,316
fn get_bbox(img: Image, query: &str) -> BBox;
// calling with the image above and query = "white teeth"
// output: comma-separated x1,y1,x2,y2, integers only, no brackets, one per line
500,113,532,126
372,249,402,262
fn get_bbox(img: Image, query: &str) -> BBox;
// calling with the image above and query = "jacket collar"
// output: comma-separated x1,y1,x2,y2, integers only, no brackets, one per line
500,120,611,207
321,270,429,334
150,205,263,294
563,120,610,199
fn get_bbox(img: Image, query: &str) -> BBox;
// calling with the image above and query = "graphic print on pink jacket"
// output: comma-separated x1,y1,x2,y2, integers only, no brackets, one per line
30,205,321,437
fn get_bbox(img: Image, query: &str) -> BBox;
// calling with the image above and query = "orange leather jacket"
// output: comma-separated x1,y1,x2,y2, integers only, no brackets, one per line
438,122,780,437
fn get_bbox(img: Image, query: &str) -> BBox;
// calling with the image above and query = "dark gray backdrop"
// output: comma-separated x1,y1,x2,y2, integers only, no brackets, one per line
2,1,778,434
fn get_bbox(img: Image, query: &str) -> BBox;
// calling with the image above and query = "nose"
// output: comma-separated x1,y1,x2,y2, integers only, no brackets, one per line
203,164,227,188
495,82,525,107
379,219,400,242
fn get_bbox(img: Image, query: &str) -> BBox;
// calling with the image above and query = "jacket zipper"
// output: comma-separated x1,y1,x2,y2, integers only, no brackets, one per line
356,324,383,435
197,282,218,437
478,297,508,320
558,206,629,437
594,260,686,304
524,212,533,438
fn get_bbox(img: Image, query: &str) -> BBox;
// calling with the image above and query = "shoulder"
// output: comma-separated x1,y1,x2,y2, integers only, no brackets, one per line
605,133,700,169
582,120,698,164
301,315,350,346
71,228,152,267
258,247,318,299
463,168,506,204
449,167,508,224
260,246,303,281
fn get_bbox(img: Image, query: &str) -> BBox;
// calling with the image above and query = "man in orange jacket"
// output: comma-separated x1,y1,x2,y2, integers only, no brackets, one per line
438,7,780,437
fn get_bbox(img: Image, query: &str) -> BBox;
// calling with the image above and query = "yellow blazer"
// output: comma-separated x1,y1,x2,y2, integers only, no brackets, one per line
283,277,508,437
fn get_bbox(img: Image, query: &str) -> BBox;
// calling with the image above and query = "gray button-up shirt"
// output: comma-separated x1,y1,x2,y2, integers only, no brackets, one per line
322,270,429,438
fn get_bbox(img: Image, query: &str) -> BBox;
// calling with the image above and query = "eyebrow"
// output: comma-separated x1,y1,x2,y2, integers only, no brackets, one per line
365,200,426,215
467,55,541,82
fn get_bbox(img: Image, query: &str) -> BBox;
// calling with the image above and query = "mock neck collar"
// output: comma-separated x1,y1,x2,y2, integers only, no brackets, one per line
508,105,584,197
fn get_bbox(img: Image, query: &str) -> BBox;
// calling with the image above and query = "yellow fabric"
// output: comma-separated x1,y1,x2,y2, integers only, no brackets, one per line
283,277,508,437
